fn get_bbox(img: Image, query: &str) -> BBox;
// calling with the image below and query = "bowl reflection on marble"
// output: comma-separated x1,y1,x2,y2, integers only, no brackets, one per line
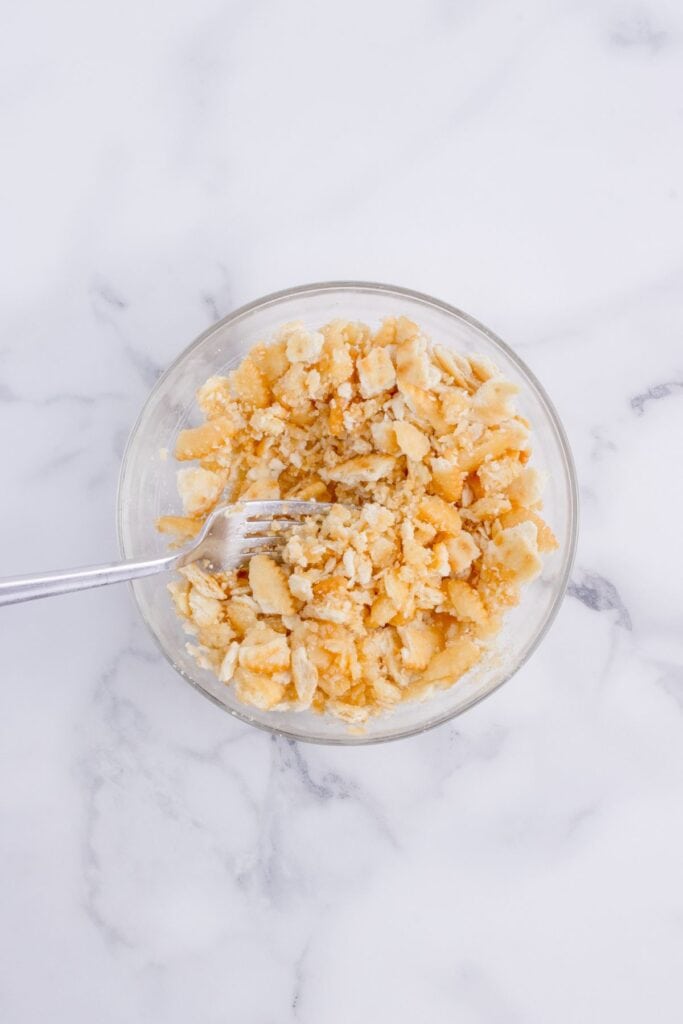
117,281,578,744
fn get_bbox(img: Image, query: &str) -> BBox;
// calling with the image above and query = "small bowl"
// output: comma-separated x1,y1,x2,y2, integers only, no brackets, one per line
117,282,578,744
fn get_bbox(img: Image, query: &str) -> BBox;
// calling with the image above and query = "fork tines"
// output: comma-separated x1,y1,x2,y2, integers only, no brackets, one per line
235,500,335,560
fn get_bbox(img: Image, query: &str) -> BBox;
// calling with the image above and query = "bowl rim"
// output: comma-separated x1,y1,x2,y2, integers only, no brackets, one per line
117,279,579,745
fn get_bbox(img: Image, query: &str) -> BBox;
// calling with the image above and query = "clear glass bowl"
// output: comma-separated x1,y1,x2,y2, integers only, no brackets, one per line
117,282,578,744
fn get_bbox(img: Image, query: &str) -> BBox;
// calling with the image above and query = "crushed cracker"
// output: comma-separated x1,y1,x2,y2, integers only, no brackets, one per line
159,316,558,723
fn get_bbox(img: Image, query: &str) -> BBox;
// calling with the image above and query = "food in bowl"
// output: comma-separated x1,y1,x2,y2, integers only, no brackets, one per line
157,316,557,724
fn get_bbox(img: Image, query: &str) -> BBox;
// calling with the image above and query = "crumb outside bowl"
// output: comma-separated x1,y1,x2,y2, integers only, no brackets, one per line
117,281,578,745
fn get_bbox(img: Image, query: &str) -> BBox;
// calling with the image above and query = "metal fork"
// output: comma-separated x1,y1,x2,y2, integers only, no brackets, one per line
0,500,334,607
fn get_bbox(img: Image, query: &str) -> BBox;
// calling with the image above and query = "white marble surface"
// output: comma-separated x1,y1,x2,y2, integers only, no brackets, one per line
2,0,683,1020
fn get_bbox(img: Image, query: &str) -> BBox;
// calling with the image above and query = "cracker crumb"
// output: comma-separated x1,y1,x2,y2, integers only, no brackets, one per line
160,316,557,723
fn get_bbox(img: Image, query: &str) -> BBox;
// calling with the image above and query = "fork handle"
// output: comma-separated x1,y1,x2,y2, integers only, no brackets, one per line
0,553,179,607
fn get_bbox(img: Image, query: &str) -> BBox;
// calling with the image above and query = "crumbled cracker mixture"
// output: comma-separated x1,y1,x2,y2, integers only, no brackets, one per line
157,317,558,724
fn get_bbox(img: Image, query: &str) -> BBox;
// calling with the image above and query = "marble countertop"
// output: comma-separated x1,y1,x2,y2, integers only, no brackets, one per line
2,1,683,1021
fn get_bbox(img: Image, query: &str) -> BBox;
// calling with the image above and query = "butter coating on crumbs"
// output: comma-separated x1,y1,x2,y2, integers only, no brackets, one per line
157,317,558,723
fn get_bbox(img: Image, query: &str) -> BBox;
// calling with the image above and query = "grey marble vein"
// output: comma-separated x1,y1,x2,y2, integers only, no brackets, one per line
567,572,633,630
590,426,618,461
90,280,128,311
78,651,151,950
201,292,221,322
124,344,164,388
609,13,668,52
630,380,683,416
290,936,312,1018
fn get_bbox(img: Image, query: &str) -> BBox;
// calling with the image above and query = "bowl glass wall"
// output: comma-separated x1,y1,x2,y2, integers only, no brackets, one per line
118,282,578,744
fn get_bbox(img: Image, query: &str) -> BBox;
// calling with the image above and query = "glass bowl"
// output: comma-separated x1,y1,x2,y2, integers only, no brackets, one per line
117,282,578,745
